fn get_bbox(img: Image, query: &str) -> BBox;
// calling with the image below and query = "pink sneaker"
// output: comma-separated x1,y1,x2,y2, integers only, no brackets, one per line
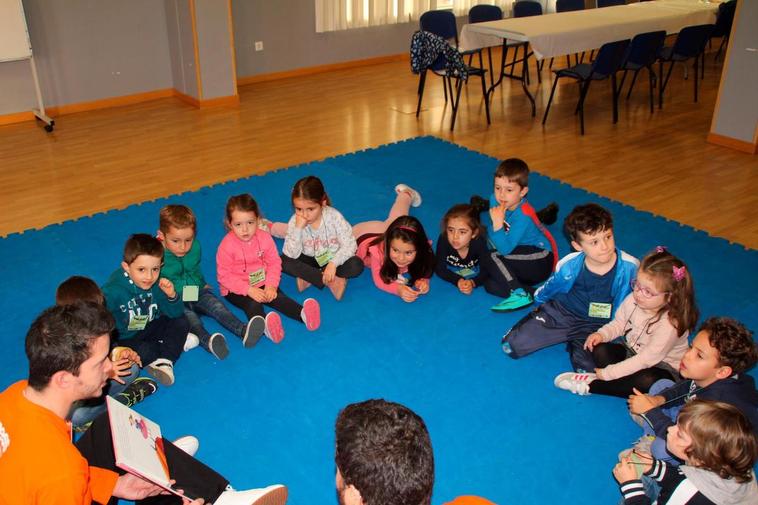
264,312,285,343
301,298,321,331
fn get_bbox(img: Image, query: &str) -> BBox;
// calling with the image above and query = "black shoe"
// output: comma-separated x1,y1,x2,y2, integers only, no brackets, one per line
116,377,158,407
469,195,489,213
536,202,559,225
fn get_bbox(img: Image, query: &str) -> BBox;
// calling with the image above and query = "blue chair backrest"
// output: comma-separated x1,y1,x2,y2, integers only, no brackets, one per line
591,39,631,77
624,30,666,67
713,0,736,37
597,0,625,7
672,24,715,58
469,4,503,23
513,1,543,18
556,0,584,13
420,10,458,43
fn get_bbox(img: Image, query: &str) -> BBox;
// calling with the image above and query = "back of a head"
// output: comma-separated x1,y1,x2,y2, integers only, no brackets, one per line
25,302,115,391
55,275,105,306
701,317,758,374
564,203,613,243
678,399,758,483
335,399,434,505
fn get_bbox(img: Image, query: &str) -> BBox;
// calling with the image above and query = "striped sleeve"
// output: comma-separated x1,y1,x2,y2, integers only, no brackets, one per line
619,479,650,504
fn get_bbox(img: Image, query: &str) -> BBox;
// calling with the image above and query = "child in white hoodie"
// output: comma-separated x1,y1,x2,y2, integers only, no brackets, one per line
614,399,758,505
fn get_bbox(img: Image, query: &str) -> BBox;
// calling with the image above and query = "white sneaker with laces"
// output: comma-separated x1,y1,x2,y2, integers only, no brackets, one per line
172,435,199,457
214,484,288,505
184,332,200,351
146,358,175,386
553,372,596,395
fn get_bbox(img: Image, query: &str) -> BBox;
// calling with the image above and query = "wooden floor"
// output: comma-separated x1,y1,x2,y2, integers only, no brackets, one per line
1,48,756,248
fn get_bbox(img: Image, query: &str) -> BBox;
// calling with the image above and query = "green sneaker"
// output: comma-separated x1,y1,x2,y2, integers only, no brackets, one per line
115,377,158,407
490,289,534,312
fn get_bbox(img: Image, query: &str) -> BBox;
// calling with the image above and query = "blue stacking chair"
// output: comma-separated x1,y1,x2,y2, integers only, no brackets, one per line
550,0,585,69
711,0,737,62
417,11,459,113
618,30,666,113
597,0,626,7
542,38,630,135
468,4,503,87
658,24,714,108
511,1,543,85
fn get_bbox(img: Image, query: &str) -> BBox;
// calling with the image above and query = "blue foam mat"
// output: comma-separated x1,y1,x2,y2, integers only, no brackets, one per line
1,136,756,504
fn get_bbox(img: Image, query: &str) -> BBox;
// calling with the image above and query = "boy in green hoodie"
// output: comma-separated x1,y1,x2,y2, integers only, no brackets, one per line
102,234,189,386
157,204,259,360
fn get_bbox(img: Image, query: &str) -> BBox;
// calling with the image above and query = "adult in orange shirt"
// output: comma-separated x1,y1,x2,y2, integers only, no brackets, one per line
0,302,203,505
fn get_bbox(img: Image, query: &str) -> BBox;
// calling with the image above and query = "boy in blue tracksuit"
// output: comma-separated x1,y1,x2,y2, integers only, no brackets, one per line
501,203,639,371
473,158,559,312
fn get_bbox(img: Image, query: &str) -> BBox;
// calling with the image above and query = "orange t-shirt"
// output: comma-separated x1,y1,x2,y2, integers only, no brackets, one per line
0,381,118,505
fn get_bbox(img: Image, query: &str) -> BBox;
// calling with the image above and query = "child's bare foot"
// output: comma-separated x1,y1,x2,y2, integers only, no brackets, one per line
327,276,347,301
296,277,311,292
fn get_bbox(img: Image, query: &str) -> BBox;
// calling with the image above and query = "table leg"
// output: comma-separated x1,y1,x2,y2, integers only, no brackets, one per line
521,49,536,117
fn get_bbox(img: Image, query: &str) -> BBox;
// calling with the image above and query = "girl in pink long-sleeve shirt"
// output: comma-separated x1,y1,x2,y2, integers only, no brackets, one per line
353,184,435,303
217,193,320,344
554,248,698,397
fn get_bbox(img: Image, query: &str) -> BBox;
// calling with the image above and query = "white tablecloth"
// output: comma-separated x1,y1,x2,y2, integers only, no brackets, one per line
460,0,720,59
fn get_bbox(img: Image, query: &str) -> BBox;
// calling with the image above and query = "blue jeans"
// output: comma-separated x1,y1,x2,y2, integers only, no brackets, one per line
184,287,246,347
642,378,681,465
70,363,140,428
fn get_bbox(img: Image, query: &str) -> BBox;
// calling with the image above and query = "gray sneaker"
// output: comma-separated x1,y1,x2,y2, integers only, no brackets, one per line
209,333,230,360
243,316,265,348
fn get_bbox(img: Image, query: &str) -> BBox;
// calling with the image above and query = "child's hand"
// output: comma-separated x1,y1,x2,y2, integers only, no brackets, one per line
322,262,337,284
113,347,142,367
158,278,176,298
414,278,430,294
583,332,603,351
489,204,506,231
628,388,664,415
595,367,606,380
110,358,135,384
457,278,474,295
294,214,308,229
612,456,639,484
398,285,420,303
264,286,278,302
248,286,267,303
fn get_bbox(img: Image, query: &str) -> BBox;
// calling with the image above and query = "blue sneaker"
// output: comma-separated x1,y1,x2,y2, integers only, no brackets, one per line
490,289,534,312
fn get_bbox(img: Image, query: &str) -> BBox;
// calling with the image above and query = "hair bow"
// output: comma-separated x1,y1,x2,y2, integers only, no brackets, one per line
655,246,667,253
672,265,686,282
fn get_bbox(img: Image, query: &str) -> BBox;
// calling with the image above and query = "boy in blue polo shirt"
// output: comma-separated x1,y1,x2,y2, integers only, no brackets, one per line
501,203,638,372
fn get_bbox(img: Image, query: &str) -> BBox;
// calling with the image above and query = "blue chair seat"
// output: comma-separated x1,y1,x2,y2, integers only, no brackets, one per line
555,63,607,81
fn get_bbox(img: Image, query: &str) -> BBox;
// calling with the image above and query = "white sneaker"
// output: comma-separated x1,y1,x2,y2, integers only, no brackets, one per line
172,435,199,457
214,484,288,505
395,183,422,207
146,358,175,386
184,332,200,351
553,371,596,396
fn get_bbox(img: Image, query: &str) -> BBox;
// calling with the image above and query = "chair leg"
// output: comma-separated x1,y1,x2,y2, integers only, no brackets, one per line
542,76,561,125
524,46,531,85
416,71,427,117
618,70,628,98
660,61,675,109
536,53,542,84
626,69,641,100
480,72,491,124
578,80,591,135
715,36,727,61
487,48,495,87
700,51,705,80
693,58,699,103
450,77,464,131
611,73,619,124
648,65,655,114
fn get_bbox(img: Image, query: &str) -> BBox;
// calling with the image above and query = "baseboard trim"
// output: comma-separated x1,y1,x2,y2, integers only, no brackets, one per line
46,89,175,117
707,132,757,155
0,111,35,126
237,53,408,86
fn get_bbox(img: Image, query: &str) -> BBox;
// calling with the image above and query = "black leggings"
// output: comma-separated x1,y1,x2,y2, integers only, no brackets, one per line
225,287,303,322
280,254,363,288
491,246,554,294
588,343,675,398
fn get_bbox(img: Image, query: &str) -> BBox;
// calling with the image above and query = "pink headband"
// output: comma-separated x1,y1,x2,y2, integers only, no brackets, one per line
398,225,416,233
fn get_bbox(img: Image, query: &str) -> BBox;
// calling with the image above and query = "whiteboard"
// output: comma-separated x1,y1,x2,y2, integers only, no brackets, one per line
0,0,32,62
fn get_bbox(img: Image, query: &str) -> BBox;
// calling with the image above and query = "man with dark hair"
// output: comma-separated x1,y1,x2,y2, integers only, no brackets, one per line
0,303,285,505
334,399,435,505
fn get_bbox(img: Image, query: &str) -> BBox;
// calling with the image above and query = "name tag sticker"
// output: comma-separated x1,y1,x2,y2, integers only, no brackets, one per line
456,267,475,279
588,302,612,319
248,269,266,286
127,314,149,331
182,285,199,302
315,249,334,267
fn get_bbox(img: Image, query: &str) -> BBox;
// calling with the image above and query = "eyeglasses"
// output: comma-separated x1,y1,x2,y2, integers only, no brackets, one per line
630,279,668,298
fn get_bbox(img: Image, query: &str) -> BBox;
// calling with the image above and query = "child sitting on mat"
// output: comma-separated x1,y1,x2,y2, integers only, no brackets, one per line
470,158,559,312
353,184,434,303
216,193,320,344
554,247,698,397
614,399,758,505
435,202,512,298
102,234,191,387
158,204,261,360
501,203,639,372
269,176,364,301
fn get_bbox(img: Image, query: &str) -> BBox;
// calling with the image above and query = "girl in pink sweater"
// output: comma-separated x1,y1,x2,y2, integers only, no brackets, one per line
554,247,698,397
216,194,320,344
353,184,435,303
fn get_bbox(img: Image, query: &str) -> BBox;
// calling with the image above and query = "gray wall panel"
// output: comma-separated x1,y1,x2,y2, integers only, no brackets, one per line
0,60,36,114
195,0,236,99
